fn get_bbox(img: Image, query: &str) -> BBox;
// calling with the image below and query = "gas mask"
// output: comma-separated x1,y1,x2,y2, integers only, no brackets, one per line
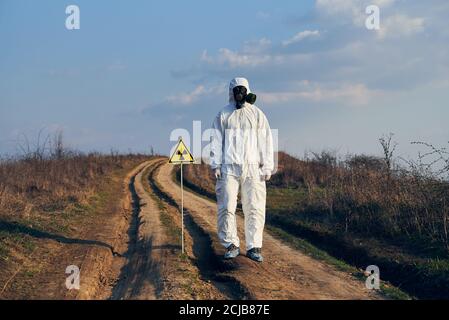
233,86,257,109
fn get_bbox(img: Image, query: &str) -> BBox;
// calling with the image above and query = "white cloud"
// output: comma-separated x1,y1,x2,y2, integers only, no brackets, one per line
316,0,362,15
260,82,380,106
201,48,272,68
165,84,226,106
373,0,396,7
378,14,425,39
200,38,281,68
242,38,272,54
316,0,364,25
282,30,320,46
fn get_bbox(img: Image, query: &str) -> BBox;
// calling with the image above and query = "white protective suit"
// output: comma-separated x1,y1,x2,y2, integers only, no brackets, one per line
210,77,274,251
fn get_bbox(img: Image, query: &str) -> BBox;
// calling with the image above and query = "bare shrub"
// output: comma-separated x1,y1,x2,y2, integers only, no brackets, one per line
0,132,149,221
379,133,398,174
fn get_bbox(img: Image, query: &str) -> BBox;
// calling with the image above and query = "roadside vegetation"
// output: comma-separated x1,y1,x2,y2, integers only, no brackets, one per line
183,135,449,299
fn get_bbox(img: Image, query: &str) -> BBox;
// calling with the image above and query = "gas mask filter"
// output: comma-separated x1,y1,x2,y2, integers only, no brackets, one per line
233,86,257,109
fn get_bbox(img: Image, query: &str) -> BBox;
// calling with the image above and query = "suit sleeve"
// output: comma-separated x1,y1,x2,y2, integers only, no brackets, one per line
210,112,224,170
258,111,274,175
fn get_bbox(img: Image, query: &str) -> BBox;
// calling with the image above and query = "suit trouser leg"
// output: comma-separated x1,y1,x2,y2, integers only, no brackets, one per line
241,176,266,251
216,174,240,248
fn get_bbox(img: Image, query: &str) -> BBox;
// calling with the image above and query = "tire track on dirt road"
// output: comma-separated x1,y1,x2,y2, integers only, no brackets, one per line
109,159,167,299
154,161,384,300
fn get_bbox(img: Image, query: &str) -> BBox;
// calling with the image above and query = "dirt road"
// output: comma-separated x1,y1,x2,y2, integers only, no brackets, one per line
108,160,167,299
0,158,384,300
114,159,382,300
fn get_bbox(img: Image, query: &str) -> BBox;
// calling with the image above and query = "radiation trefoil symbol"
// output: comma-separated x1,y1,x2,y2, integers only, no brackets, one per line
177,149,189,161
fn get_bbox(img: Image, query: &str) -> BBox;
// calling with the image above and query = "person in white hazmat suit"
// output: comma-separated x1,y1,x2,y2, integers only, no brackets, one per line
210,77,274,262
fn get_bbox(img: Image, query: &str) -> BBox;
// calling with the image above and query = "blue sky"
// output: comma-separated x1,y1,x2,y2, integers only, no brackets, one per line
1,0,448,163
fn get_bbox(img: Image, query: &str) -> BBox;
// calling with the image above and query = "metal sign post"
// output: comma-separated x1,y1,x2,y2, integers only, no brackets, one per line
168,137,194,255
180,162,184,254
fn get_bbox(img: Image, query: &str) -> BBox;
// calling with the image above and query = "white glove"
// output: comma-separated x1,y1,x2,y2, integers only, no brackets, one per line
214,168,221,180
261,174,271,181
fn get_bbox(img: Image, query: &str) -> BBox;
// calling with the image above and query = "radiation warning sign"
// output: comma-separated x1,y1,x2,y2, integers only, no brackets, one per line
169,138,195,164
168,137,194,254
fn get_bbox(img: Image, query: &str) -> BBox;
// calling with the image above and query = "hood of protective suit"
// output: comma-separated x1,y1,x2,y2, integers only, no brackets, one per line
229,77,251,104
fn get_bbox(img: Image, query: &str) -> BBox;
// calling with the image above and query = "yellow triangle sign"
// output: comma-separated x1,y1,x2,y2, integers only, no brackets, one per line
169,138,195,164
